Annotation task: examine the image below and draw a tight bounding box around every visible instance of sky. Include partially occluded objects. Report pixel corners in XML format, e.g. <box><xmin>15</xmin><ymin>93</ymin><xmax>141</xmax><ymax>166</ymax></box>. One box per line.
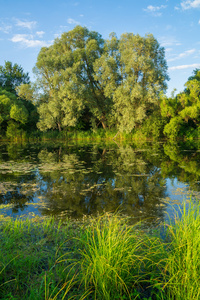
<box><xmin>0</xmin><ymin>0</ymin><xmax>200</xmax><ymax>96</ymax></box>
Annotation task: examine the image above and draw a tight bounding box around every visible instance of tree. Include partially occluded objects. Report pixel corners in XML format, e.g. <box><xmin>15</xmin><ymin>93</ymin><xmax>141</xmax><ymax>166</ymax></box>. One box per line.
<box><xmin>0</xmin><ymin>61</ymin><xmax>30</xmax><ymax>93</ymax></box>
<box><xmin>161</xmin><ymin>68</ymin><xmax>200</xmax><ymax>139</ymax></box>
<box><xmin>34</xmin><ymin>26</ymin><xmax>108</xmax><ymax>131</ymax></box>
<box><xmin>34</xmin><ymin>27</ymin><xmax>169</xmax><ymax>133</ymax></box>
<box><xmin>16</xmin><ymin>83</ymin><xmax>39</xmax><ymax>131</ymax></box>
<box><xmin>0</xmin><ymin>88</ymin><xmax>29</xmax><ymax>136</ymax></box>
<box><xmin>94</xmin><ymin>33</ymin><xmax>169</xmax><ymax>133</ymax></box>
<box><xmin>0</xmin><ymin>82</ymin><xmax>38</xmax><ymax>137</ymax></box>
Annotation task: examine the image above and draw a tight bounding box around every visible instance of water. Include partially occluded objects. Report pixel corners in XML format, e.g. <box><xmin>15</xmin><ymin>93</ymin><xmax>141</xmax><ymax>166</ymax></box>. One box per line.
<box><xmin>0</xmin><ymin>140</ymin><xmax>200</xmax><ymax>226</ymax></box>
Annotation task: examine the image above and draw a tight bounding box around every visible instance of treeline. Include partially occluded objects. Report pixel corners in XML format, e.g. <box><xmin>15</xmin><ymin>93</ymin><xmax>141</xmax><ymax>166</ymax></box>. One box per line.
<box><xmin>0</xmin><ymin>26</ymin><xmax>200</xmax><ymax>140</ymax></box>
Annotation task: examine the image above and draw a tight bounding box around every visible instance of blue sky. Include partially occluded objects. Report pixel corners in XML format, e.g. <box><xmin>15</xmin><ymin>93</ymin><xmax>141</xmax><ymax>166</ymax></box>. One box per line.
<box><xmin>0</xmin><ymin>0</ymin><xmax>200</xmax><ymax>96</ymax></box>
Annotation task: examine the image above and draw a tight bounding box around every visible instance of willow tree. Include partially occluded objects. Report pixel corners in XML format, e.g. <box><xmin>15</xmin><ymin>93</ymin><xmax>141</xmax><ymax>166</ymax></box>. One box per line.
<box><xmin>94</xmin><ymin>32</ymin><xmax>169</xmax><ymax>133</ymax></box>
<box><xmin>35</xmin><ymin>27</ymin><xmax>169</xmax><ymax>133</ymax></box>
<box><xmin>34</xmin><ymin>26</ymin><xmax>112</xmax><ymax>131</ymax></box>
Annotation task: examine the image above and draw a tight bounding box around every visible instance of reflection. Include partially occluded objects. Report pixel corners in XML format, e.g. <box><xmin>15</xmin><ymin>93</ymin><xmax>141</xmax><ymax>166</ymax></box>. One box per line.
<box><xmin>36</xmin><ymin>143</ymin><xmax>168</xmax><ymax>224</ymax></box>
<box><xmin>1</xmin><ymin>140</ymin><xmax>200</xmax><ymax>224</ymax></box>
<box><xmin>162</xmin><ymin>141</ymin><xmax>200</xmax><ymax>193</ymax></box>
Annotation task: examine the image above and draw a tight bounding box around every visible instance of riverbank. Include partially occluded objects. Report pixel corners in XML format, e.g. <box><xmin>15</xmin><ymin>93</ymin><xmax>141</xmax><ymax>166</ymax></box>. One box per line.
<box><xmin>0</xmin><ymin>129</ymin><xmax>144</xmax><ymax>143</ymax></box>
<box><xmin>0</xmin><ymin>202</ymin><xmax>200</xmax><ymax>299</ymax></box>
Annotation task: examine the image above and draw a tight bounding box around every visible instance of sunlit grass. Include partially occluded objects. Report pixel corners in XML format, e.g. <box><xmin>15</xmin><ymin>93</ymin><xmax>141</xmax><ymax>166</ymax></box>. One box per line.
<box><xmin>76</xmin><ymin>214</ymin><xmax>145</xmax><ymax>299</ymax></box>
<box><xmin>161</xmin><ymin>201</ymin><xmax>200</xmax><ymax>300</ymax></box>
<box><xmin>0</xmin><ymin>201</ymin><xmax>200</xmax><ymax>299</ymax></box>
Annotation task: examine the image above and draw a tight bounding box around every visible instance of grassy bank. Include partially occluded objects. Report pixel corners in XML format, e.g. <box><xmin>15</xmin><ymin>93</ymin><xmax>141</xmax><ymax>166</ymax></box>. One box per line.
<box><xmin>0</xmin><ymin>202</ymin><xmax>200</xmax><ymax>299</ymax></box>
<box><xmin>0</xmin><ymin>128</ymin><xmax>149</xmax><ymax>143</ymax></box>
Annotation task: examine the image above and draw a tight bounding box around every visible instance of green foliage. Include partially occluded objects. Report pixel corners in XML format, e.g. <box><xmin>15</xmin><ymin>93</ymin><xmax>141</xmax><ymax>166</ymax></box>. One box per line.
<box><xmin>162</xmin><ymin>202</ymin><xmax>200</xmax><ymax>299</ymax></box>
<box><xmin>34</xmin><ymin>26</ymin><xmax>169</xmax><ymax>135</ymax></box>
<box><xmin>0</xmin><ymin>61</ymin><xmax>30</xmax><ymax>94</ymax></box>
<box><xmin>0</xmin><ymin>63</ymin><xmax>38</xmax><ymax>139</ymax></box>
<box><xmin>6</xmin><ymin>121</ymin><xmax>27</xmax><ymax>141</ymax></box>
<box><xmin>139</xmin><ymin>110</ymin><xmax>167</xmax><ymax>139</ymax></box>
<box><xmin>34</xmin><ymin>26</ymin><xmax>107</xmax><ymax>132</ymax></box>
<box><xmin>1</xmin><ymin>201</ymin><xmax>200</xmax><ymax>299</ymax></box>
<box><xmin>162</xmin><ymin>68</ymin><xmax>200</xmax><ymax>140</ymax></box>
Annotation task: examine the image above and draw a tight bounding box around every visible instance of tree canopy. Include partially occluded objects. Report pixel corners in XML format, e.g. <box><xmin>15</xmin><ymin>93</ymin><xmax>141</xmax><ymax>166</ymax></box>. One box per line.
<box><xmin>34</xmin><ymin>26</ymin><xmax>169</xmax><ymax>133</ymax></box>
<box><xmin>161</xmin><ymin>68</ymin><xmax>200</xmax><ymax>139</ymax></box>
<box><xmin>0</xmin><ymin>62</ymin><xmax>37</xmax><ymax>138</ymax></box>
<box><xmin>0</xmin><ymin>61</ymin><xmax>30</xmax><ymax>94</ymax></box>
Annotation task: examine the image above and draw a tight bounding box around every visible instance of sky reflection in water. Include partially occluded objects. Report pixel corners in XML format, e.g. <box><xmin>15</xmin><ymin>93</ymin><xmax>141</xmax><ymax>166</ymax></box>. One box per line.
<box><xmin>0</xmin><ymin>141</ymin><xmax>200</xmax><ymax>227</ymax></box>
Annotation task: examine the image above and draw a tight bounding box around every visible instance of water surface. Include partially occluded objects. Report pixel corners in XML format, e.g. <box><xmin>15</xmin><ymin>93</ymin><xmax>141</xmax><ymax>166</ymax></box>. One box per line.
<box><xmin>1</xmin><ymin>140</ymin><xmax>200</xmax><ymax>226</ymax></box>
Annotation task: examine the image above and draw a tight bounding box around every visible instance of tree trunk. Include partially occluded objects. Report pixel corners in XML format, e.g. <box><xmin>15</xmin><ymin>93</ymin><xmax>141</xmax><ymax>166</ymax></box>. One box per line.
<box><xmin>58</xmin><ymin>122</ymin><xmax>62</xmax><ymax>132</ymax></box>
<box><xmin>101</xmin><ymin>116</ymin><xmax>107</xmax><ymax>130</ymax></box>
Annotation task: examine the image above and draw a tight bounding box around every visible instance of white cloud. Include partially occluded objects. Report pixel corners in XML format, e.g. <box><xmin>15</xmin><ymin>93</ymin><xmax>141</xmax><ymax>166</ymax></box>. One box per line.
<box><xmin>181</xmin><ymin>0</ymin><xmax>200</xmax><ymax>10</ymax></box>
<box><xmin>159</xmin><ymin>36</ymin><xmax>181</xmax><ymax>47</ymax></box>
<box><xmin>144</xmin><ymin>5</ymin><xmax>167</xmax><ymax>16</ymax></box>
<box><xmin>15</xmin><ymin>19</ymin><xmax>37</xmax><ymax>30</ymax></box>
<box><xmin>36</xmin><ymin>31</ymin><xmax>45</xmax><ymax>38</ymax></box>
<box><xmin>10</xmin><ymin>34</ymin><xmax>50</xmax><ymax>48</ymax></box>
<box><xmin>0</xmin><ymin>23</ymin><xmax>12</xmax><ymax>34</ymax></box>
<box><xmin>67</xmin><ymin>18</ymin><xmax>80</xmax><ymax>25</ymax></box>
<box><xmin>199</xmin><ymin>19</ymin><xmax>200</xmax><ymax>24</ymax></box>
<box><xmin>169</xmin><ymin>63</ymin><xmax>200</xmax><ymax>70</ymax></box>
<box><xmin>168</xmin><ymin>49</ymin><xmax>196</xmax><ymax>61</ymax></box>
<box><xmin>165</xmin><ymin>48</ymin><xmax>173</xmax><ymax>52</ymax></box>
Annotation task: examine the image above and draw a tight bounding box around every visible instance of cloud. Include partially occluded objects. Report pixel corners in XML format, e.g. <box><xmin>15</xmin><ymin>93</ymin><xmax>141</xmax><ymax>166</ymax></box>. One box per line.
<box><xmin>10</xmin><ymin>34</ymin><xmax>50</xmax><ymax>48</ymax></box>
<box><xmin>159</xmin><ymin>36</ymin><xmax>181</xmax><ymax>47</ymax></box>
<box><xmin>168</xmin><ymin>49</ymin><xmax>196</xmax><ymax>62</ymax></box>
<box><xmin>181</xmin><ymin>0</ymin><xmax>200</xmax><ymax>10</ymax></box>
<box><xmin>67</xmin><ymin>18</ymin><xmax>80</xmax><ymax>25</ymax></box>
<box><xmin>165</xmin><ymin>48</ymin><xmax>173</xmax><ymax>52</ymax></box>
<box><xmin>0</xmin><ymin>23</ymin><xmax>12</xmax><ymax>34</ymax></box>
<box><xmin>144</xmin><ymin>5</ymin><xmax>167</xmax><ymax>16</ymax></box>
<box><xmin>15</xmin><ymin>19</ymin><xmax>37</xmax><ymax>30</ymax></box>
<box><xmin>169</xmin><ymin>63</ymin><xmax>200</xmax><ymax>70</ymax></box>
<box><xmin>36</xmin><ymin>31</ymin><xmax>45</xmax><ymax>38</ymax></box>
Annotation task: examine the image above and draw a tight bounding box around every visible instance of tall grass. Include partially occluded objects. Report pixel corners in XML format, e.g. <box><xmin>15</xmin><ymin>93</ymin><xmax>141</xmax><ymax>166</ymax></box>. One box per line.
<box><xmin>0</xmin><ymin>216</ymin><xmax>85</xmax><ymax>299</ymax></box>
<box><xmin>74</xmin><ymin>213</ymin><xmax>163</xmax><ymax>300</ymax></box>
<box><xmin>161</xmin><ymin>202</ymin><xmax>200</xmax><ymax>300</ymax></box>
<box><xmin>1</xmin><ymin>202</ymin><xmax>200</xmax><ymax>299</ymax></box>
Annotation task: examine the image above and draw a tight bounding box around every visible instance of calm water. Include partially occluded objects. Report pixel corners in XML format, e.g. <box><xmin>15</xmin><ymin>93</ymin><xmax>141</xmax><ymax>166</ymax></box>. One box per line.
<box><xmin>0</xmin><ymin>140</ymin><xmax>200</xmax><ymax>226</ymax></box>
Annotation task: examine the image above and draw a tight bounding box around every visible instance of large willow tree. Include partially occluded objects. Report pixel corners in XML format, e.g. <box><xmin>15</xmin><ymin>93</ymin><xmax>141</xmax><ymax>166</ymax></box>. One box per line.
<box><xmin>34</xmin><ymin>26</ymin><xmax>108</xmax><ymax>131</ymax></box>
<box><xmin>34</xmin><ymin>26</ymin><xmax>169</xmax><ymax>133</ymax></box>
<box><xmin>94</xmin><ymin>33</ymin><xmax>169</xmax><ymax>133</ymax></box>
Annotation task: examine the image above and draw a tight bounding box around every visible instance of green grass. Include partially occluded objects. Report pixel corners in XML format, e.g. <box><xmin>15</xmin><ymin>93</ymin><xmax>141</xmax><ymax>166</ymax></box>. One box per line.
<box><xmin>161</xmin><ymin>202</ymin><xmax>200</xmax><ymax>300</ymax></box>
<box><xmin>0</xmin><ymin>201</ymin><xmax>200</xmax><ymax>299</ymax></box>
<box><xmin>0</xmin><ymin>216</ymin><xmax>86</xmax><ymax>300</ymax></box>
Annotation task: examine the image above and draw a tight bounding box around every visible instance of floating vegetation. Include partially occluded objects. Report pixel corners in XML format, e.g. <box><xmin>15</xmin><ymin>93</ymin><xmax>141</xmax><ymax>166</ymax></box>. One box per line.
<box><xmin>0</xmin><ymin>141</ymin><xmax>200</xmax><ymax>224</ymax></box>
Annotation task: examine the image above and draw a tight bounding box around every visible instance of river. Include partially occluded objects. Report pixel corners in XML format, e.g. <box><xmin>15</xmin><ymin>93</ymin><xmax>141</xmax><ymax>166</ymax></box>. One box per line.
<box><xmin>0</xmin><ymin>140</ymin><xmax>200</xmax><ymax>226</ymax></box>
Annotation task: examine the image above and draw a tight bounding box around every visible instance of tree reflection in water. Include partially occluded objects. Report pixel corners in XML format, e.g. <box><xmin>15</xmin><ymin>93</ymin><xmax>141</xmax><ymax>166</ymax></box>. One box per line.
<box><xmin>1</xmin><ymin>141</ymin><xmax>200</xmax><ymax>225</ymax></box>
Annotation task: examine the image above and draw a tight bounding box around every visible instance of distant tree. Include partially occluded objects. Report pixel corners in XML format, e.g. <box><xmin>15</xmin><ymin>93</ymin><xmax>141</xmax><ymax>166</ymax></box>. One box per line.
<box><xmin>161</xmin><ymin>68</ymin><xmax>200</xmax><ymax>139</ymax></box>
<box><xmin>0</xmin><ymin>88</ymin><xmax>29</xmax><ymax>136</ymax></box>
<box><xmin>16</xmin><ymin>83</ymin><xmax>39</xmax><ymax>131</ymax></box>
<box><xmin>0</xmin><ymin>61</ymin><xmax>30</xmax><ymax>93</ymax></box>
<box><xmin>0</xmin><ymin>67</ymin><xmax>37</xmax><ymax>137</ymax></box>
